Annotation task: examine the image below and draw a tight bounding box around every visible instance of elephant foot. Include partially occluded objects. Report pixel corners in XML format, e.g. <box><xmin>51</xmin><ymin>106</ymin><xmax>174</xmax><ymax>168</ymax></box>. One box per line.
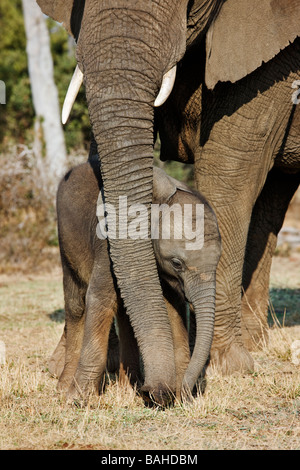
<box><xmin>57</xmin><ymin>374</ymin><xmax>73</xmax><ymax>393</ymax></box>
<box><xmin>56</xmin><ymin>373</ymin><xmax>92</xmax><ymax>408</ymax></box>
<box><xmin>65</xmin><ymin>370</ymin><xmax>106</xmax><ymax>405</ymax></box>
<box><xmin>63</xmin><ymin>381</ymin><xmax>89</xmax><ymax>407</ymax></box>
<box><xmin>57</xmin><ymin>362</ymin><xmax>79</xmax><ymax>393</ymax></box>
<box><xmin>209</xmin><ymin>342</ymin><xmax>254</xmax><ymax>375</ymax></box>
<box><xmin>48</xmin><ymin>333</ymin><xmax>66</xmax><ymax>378</ymax></box>
<box><xmin>242</xmin><ymin>324</ymin><xmax>269</xmax><ymax>351</ymax></box>
<box><xmin>241</xmin><ymin>298</ymin><xmax>269</xmax><ymax>351</ymax></box>
<box><xmin>65</xmin><ymin>381</ymin><xmax>86</xmax><ymax>405</ymax></box>
<box><xmin>48</xmin><ymin>351</ymin><xmax>65</xmax><ymax>379</ymax></box>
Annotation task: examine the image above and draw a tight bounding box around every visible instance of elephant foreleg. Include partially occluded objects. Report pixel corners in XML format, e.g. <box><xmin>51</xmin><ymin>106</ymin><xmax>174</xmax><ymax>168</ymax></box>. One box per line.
<box><xmin>194</xmin><ymin>141</ymin><xmax>268</xmax><ymax>374</ymax></box>
<box><xmin>242</xmin><ymin>168</ymin><xmax>300</xmax><ymax>349</ymax></box>
<box><xmin>204</xmin><ymin>198</ymin><xmax>255</xmax><ymax>374</ymax></box>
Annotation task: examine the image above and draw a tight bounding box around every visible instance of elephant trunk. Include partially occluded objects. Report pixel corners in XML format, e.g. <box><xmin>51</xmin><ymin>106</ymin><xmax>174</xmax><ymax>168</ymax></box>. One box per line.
<box><xmin>81</xmin><ymin>39</ymin><xmax>176</xmax><ymax>402</ymax></box>
<box><xmin>183</xmin><ymin>272</ymin><xmax>216</xmax><ymax>394</ymax></box>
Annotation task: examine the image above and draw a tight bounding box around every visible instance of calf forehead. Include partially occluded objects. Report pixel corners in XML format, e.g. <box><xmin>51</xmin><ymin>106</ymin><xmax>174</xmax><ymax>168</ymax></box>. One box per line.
<box><xmin>157</xmin><ymin>233</ymin><xmax>220</xmax><ymax>262</ymax></box>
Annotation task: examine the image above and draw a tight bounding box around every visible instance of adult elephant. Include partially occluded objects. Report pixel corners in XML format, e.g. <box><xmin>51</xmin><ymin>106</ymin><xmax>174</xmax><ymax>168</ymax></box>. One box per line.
<box><xmin>36</xmin><ymin>0</ymin><xmax>300</xmax><ymax>391</ymax></box>
<box><xmin>157</xmin><ymin>1</ymin><xmax>300</xmax><ymax>371</ymax></box>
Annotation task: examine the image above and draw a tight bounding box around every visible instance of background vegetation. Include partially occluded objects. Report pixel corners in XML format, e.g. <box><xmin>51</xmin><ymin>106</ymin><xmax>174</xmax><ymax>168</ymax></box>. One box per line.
<box><xmin>0</xmin><ymin>0</ymin><xmax>90</xmax><ymax>151</ymax></box>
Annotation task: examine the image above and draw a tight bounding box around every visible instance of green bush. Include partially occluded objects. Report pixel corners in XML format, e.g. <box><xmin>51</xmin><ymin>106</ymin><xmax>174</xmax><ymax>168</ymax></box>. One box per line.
<box><xmin>0</xmin><ymin>0</ymin><xmax>34</xmax><ymax>144</ymax></box>
<box><xmin>0</xmin><ymin>0</ymin><xmax>90</xmax><ymax>152</ymax></box>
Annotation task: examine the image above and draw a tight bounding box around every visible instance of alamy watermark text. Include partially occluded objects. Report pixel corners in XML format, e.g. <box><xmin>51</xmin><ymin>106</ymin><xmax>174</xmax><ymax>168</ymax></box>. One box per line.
<box><xmin>96</xmin><ymin>196</ymin><xmax>205</xmax><ymax>250</ymax></box>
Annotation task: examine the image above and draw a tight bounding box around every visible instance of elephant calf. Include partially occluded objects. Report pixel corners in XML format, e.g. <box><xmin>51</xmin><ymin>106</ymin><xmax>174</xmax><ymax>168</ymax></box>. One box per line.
<box><xmin>50</xmin><ymin>158</ymin><xmax>221</xmax><ymax>403</ymax></box>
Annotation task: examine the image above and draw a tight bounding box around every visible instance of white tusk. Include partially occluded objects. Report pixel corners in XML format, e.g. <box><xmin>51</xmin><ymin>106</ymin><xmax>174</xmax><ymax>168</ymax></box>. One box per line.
<box><xmin>154</xmin><ymin>65</ymin><xmax>177</xmax><ymax>107</ymax></box>
<box><xmin>62</xmin><ymin>65</ymin><xmax>84</xmax><ymax>124</ymax></box>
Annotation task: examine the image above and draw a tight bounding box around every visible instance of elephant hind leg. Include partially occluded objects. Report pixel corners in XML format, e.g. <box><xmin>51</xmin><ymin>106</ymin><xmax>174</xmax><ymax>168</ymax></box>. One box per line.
<box><xmin>56</xmin><ymin>264</ymin><xmax>87</xmax><ymax>392</ymax></box>
<box><xmin>211</xmin><ymin>341</ymin><xmax>255</xmax><ymax>375</ymax></box>
<box><xmin>242</xmin><ymin>168</ymin><xmax>300</xmax><ymax>350</ymax></box>
<box><xmin>67</xmin><ymin>269</ymin><xmax>118</xmax><ymax>401</ymax></box>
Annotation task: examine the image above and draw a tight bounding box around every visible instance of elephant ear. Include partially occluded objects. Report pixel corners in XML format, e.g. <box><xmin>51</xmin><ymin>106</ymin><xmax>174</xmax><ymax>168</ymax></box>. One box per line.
<box><xmin>152</xmin><ymin>167</ymin><xmax>192</xmax><ymax>204</ymax></box>
<box><xmin>36</xmin><ymin>0</ymin><xmax>84</xmax><ymax>38</ymax></box>
<box><xmin>205</xmin><ymin>0</ymin><xmax>300</xmax><ymax>89</ymax></box>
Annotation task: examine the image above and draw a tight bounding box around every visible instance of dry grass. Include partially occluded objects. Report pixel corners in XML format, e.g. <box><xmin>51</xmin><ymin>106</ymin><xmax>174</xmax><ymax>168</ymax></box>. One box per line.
<box><xmin>0</xmin><ymin>146</ymin><xmax>84</xmax><ymax>273</ymax></box>
<box><xmin>0</xmin><ymin>177</ymin><xmax>299</xmax><ymax>450</ymax></box>
<box><xmin>0</xmin><ymin>261</ymin><xmax>299</xmax><ymax>450</ymax></box>
<box><xmin>1</xmin><ymin>150</ymin><xmax>299</xmax><ymax>451</ymax></box>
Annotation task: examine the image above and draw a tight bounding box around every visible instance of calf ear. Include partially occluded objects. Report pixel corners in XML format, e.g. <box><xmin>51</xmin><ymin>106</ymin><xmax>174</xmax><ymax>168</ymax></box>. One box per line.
<box><xmin>152</xmin><ymin>167</ymin><xmax>192</xmax><ymax>204</ymax></box>
<box><xmin>205</xmin><ymin>0</ymin><xmax>300</xmax><ymax>89</ymax></box>
<box><xmin>36</xmin><ymin>0</ymin><xmax>84</xmax><ymax>38</ymax></box>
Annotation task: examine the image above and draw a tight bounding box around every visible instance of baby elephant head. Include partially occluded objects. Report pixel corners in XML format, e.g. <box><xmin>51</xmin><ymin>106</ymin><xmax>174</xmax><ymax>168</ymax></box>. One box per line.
<box><xmin>152</xmin><ymin>168</ymin><xmax>221</xmax><ymax>394</ymax></box>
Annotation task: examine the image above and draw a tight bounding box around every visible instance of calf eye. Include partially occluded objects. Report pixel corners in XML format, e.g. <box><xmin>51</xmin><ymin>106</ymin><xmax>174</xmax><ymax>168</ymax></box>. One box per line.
<box><xmin>171</xmin><ymin>258</ymin><xmax>183</xmax><ymax>271</ymax></box>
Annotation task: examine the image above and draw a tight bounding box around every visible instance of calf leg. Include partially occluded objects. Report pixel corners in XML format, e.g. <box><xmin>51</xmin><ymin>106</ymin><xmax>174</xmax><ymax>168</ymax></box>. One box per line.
<box><xmin>48</xmin><ymin>329</ymin><xmax>66</xmax><ymax>378</ymax></box>
<box><xmin>57</xmin><ymin>263</ymin><xmax>86</xmax><ymax>392</ymax></box>
<box><xmin>67</xmin><ymin>265</ymin><xmax>117</xmax><ymax>400</ymax></box>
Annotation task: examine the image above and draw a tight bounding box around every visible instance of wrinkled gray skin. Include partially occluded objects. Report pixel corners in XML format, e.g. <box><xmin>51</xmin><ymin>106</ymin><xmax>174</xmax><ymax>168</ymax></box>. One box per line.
<box><xmin>51</xmin><ymin>159</ymin><xmax>221</xmax><ymax>402</ymax></box>
<box><xmin>157</xmin><ymin>20</ymin><xmax>300</xmax><ymax>370</ymax></box>
<box><xmin>36</xmin><ymin>0</ymin><xmax>300</xmax><ymax>389</ymax></box>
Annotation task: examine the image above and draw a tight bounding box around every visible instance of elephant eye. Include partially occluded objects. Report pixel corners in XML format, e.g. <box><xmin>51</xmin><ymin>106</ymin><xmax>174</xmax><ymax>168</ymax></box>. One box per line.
<box><xmin>170</xmin><ymin>258</ymin><xmax>183</xmax><ymax>272</ymax></box>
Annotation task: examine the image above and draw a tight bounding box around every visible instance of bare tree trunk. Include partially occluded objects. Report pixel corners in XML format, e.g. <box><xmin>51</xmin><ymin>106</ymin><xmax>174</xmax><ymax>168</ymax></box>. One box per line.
<box><xmin>22</xmin><ymin>0</ymin><xmax>67</xmax><ymax>196</ymax></box>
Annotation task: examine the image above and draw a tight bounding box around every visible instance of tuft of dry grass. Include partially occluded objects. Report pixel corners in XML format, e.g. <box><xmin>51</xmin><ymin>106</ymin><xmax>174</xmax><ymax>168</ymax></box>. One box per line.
<box><xmin>0</xmin><ymin>263</ymin><xmax>299</xmax><ymax>450</ymax></box>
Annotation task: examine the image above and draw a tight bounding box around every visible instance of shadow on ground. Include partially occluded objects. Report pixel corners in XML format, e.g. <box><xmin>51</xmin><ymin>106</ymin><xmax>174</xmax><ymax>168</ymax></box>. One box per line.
<box><xmin>47</xmin><ymin>290</ymin><xmax>300</xmax><ymax>329</ymax></box>
<box><xmin>49</xmin><ymin>309</ymin><xmax>65</xmax><ymax>323</ymax></box>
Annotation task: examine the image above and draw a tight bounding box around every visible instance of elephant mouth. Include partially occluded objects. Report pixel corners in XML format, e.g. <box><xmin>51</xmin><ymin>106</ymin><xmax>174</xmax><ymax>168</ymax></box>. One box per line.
<box><xmin>61</xmin><ymin>64</ymin><xmax>177</xmax><ymax>125</ymax></box>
